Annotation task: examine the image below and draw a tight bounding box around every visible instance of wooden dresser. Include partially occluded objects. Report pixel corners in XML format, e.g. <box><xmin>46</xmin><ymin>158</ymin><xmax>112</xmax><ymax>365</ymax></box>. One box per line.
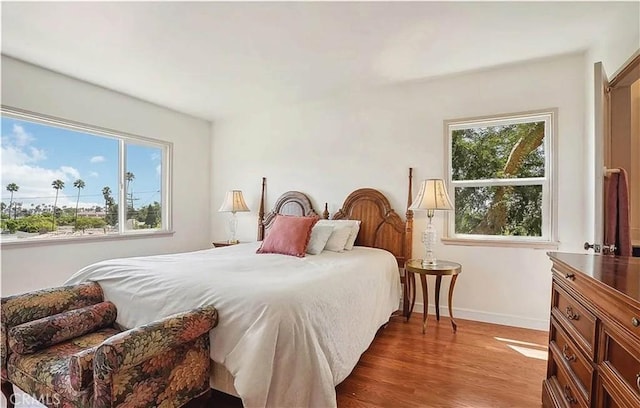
<box><xmin>543</xmin><ymin>252</ymin><xmax>640</xmax><ymax>408</ymax></box>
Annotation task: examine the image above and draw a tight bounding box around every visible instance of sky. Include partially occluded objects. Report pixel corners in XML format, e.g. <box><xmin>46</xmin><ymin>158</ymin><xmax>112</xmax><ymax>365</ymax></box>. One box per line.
<box><xmin>1</xmin><ymin>116</ymin><xmax>162</xmax><ymax>211</ymax></box>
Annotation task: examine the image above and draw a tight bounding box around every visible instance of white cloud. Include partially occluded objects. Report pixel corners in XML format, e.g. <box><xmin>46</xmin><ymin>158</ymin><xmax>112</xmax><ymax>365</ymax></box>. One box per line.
<box><xmin>60</xmin><ymin>166</ymin><xmax>80</xmax><ymax>180</ymax></box>
<box><xmin>29</xmin><ymin>146</ymin><xmax>47</xmax><ymax>161</ymax></box>
<box><xmin>1</xmin><ymin>161</ymin><xmax>76</xmax><ymax>207</ymax></box>
<box><xmin>90</xmin><ymin>155</ymin><xmax>105</xmax><ymax>163</ymax></box>
<box><xmin>12</xmin><ymin>124</ymin><xmax>34</xmax><ymax>147</ymax></box>
<box><xmin>1</xmin><ymin>126</ymin><xmax>46</xmax><ymax>165</ymax></box>
<box><xmin>1</xmin><ymin>127</ymin><xmax>103</xmax><ymax>209</ymax></box>
<box><xmin>156</xmin><ymin>164</ymin><xmax>161</xmax><ymax>176</ymax></box>
<box><xmin>89</xmin><ymin>171</ymin><xmax>99</xmax><ymax>178</ymax></box>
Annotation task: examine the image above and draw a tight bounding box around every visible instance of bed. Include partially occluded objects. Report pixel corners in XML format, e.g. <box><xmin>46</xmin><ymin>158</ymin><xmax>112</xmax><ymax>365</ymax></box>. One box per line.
<box><xmin>64</xmin><ymin>172</ymin><xmax>414</xmax><ymax>408</ymax></box>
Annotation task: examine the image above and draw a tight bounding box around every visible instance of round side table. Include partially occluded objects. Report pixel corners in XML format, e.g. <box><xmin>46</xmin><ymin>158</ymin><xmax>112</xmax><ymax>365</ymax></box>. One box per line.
<box><xmin>405</xmin><ymin>259</ymin><xmax>462</xmax><ymax>334</ymax></box>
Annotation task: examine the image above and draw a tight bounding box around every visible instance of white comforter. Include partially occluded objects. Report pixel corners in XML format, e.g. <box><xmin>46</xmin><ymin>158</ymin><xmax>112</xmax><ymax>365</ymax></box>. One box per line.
<box><xmin>65</xmin><ymin>243</ymin><xmax>400</xmax><ymax>408</ymax></box>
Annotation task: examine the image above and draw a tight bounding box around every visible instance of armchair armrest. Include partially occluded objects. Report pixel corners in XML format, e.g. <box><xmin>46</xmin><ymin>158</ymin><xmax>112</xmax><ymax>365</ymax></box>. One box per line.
<box><xmin>92</xmin><ymin>305</ymin><xmax>217</xmax><ymax>408</ymax></box>
<box><xmin>1</xmin><ymin>282</ymin><xmax>104</xmax><ymax>381</ymax></box>
<box><xmin>94</xmin><ymin>304</ymin><xmax>218</xmax><ymax>376</ymax></box>
<box><xmin>69</xmin><ymin>347</ymin><xmax>97</xmax><ymax>392</ymax></box>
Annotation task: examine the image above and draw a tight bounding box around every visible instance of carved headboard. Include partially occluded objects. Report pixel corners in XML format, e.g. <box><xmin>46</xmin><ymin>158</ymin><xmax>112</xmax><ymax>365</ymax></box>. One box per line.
<box><xmin>332</xmin><ymin>169</ymin><xmax>414</xmax><ymax>267</ymax></box>
<box><xmin>257</xmin><ymin>177</ymin><xmax>328</xmax><ymax>241</ymax></box>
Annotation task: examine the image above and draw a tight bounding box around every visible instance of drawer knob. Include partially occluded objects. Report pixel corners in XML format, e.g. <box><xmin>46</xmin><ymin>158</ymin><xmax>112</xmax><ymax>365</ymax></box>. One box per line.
<box><xmin>565</xmin><ymin>306</ymin><xmax>580</xmax><ymax>321</ymax></box>
<box><xmin>563</xmin><ymin>385</ymin><xmax>577</xmax><ymax>405</ymax></box>
<box><xmin>562</xmin><ymin>344</ymin><xmax>576</xmax><ymax>362</ymax></box>
<box><xmin>632</xmin><ymin>317</ymin><xmax>640</xmax><ymax>327</ymax></box>
<box><xmin>637</xmin><ymin>373</ymin><xmax>640</xmax><ymax>391</ymax></box>
<box><xmin>564</xmin><ymin>273</ymin><xmax>575</xmax><ymax>281</ymax></box>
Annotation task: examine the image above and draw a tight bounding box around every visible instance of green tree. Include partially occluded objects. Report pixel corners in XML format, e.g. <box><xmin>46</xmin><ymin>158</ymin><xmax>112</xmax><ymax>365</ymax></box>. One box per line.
<box><xmin>144</xmin><ymin>204</ymin><xmax>158</xmax><ymax>228</ymax></box>
<box><xmin>75</xmin><ymin>216</ymin><xmax>106</xmax><ymax>233</ymax></box>
<box><xmin>106</xmin><ymin>202</ymin><xmax>118</xmax><ymax>227</ymax></box>
<box><xmin>1</xmin><ymin>214</ymin><xmax>53</xmax><ymax>234</ymax></box>
<box><xmin>51</xmin><ymin>179</ymin><xmax>65</xmax><ymax>230</ymax></box>
<box><xmin>6</xmin><ymin>183</ymin><xmax>19</xmax><ymax>219</ymax></box>
<box><xmin>73</xmin><ymin>179</ymin><xmax>86</xmax><ymax>229</ymax></box>
<box><xmin>452</xmin><ymin>122</ymin><xmax>545</xmax><ymax>237</ymax></box>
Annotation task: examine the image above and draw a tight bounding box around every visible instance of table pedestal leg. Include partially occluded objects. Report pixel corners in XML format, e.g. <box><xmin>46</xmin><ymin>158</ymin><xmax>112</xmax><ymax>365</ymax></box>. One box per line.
<box><xmin>405</xmin><ymin>272</ymin><xmax>416</xmax><ymax>322</ymax></box>
<box><xmin>435</xmin><ymin>275</ymin><xmax>442</xmax><ymax>321</ymax></box>
<box><xmin>403</xmin><ymin>270</ymin><xmax>409</xmax><ymax>320</ymax></box>
<box><xmin>420</xmin><ymin>274</ymin><xmax>428</xmax><ymax>334</ymax></box>
<box><xmin>448</xmin><ymin>274</ymin><xmax>459</xmax><ymax>332</ymax></box>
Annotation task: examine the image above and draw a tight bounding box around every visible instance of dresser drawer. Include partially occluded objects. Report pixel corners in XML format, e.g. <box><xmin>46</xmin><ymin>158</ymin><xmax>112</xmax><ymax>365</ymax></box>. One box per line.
<box><xmin>598</xmin><ymin>380</ymin><xmax>623</xmax><ymax>408</ymax></box>
<box><xmin>599</xmin><ymin>324</ymin><xmax>640</xmax><ymax>400</ymax></box>
<box><xmin>551</xmin><ymin>348</ymin><xmax>589</xmax><ymax>408</ymax></box>
<box><xmin>552</xmin><ymin>283</ymin><xmax>597</xmax><ymax>359</ymax></box>
<box><xmin>550</xmin><ymin>318</ymin><xmax>593</xmax><ymax>402</ymax></box>
<box><xmin>597</xmin><ymin>369</ymin><xmax>640</xmax><ymax>408</ymax></box>
<box><xmin>606</xmin><ymin>301</ymin><xmax>640</xmax><ymax>342</ymax></box>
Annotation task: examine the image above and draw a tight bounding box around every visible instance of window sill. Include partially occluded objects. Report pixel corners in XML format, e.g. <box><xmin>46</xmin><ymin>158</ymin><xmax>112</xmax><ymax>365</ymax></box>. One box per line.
<box><xmin>0</xmin><ymin>230</ymin><xmax>175</xmax><ymax>249</ymax></box>
<box><xmin>441</xmin><ymin>237</ymin><xmax>559</xmax><ymax>250</ymax></box>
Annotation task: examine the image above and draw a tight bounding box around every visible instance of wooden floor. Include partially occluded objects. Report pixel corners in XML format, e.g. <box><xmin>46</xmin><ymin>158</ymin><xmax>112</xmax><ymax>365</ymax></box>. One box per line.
<box><xmin>208</xmin><ymin>314</ymin><xmax>548</xmax><ymax>408</ymax></box>
<box><xmin>8</xmin><ymin>314</ymin><xmax>549</xmax><ymax>408</ymax></box>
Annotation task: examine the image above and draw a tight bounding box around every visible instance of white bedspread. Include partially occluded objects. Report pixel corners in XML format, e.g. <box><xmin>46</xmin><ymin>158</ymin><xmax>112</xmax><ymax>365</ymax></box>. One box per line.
<box><xmin>64</xmin><ymin>243</ymin><xmax>400</xmax><ymax>408</ymax></box>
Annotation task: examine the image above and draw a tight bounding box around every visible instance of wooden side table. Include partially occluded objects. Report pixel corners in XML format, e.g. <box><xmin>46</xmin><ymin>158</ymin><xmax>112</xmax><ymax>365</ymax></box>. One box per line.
<box><xmin>212</xmin><ymin>241</ymin><xmax>238</xmax><ymax>248</ymax></box>
<box><xmin>405</xmin><ymin>259</ymin><xmax>462</xmax><ymax>334</ymax></box>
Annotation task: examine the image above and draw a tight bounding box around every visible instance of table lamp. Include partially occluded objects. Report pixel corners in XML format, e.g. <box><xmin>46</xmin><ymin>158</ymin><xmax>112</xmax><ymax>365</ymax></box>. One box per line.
<box><xmin>409</xmin><ymin>179</ymin><xmax>454</xmax><ymax>267</ymax></box>
<box><xmin>218</xmin><ymin>190</ymin><xmax>250</xmax><ymax>243</ymax></box>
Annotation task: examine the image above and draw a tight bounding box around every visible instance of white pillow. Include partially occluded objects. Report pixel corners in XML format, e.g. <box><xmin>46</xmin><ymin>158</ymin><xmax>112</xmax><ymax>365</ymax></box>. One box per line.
<box><xmin>316</xmin><ymin>220</ymin><xmax>361</xmax><ymax>250</ymax></box>
<box><xmin>306</xmin><ymin>225</ymin><xmax>334</xmax><ymax>255</ymax></box>
<box><xmin>324</xmin><ymin>226</ymin><xmax>352</xmax><ymax>252</ymax></box>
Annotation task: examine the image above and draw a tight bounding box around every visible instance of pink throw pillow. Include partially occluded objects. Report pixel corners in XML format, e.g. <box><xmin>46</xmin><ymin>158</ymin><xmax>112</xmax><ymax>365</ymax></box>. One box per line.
<box><xmin>257</xmin><ymin>215</ymin><xmax>318</xmax><ymax>257</ymax></box>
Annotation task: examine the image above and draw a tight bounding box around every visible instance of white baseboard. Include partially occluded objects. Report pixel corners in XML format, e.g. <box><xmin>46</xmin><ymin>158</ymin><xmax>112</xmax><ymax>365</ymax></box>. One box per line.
<box><xmin>412</xmin><ymin>302</ymin><xmax>550</xmax><ymax>331</ymax></box>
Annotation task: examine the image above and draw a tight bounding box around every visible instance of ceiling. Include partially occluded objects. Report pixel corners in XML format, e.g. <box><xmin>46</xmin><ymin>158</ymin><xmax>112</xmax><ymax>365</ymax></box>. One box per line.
<box><xmin>1</xmin><ymin>2</ymin><xmax>637</xmax><ymax>121</ymax></box>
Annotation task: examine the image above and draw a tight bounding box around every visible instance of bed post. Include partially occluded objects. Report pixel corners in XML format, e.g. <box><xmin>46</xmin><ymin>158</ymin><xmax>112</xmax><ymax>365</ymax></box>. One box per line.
<box><xmin>257</xmin><ymin>177</ymin><xmax>266</xmax><ymax>241</ymax></box>
<box><xmin>323</xmin><ymin>203</ymin><xmax>330</xmax><ymax>220</ymax></box>
<box><xmin>405</xmin><ymin>168</ymin><xmax>413</xmax><ymax>261</ymax></box>
<box><xmin>403</xmin><ymin>168</ymin><xmax>414</xmax><ymax>319</ymax></box>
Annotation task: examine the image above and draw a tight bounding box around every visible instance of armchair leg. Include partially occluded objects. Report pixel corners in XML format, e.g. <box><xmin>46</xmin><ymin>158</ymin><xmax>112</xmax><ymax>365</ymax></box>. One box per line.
<box><xmin>1</xmin><ymin>381</ymin><xmax>15</xmax><ymax>408</ymax></box>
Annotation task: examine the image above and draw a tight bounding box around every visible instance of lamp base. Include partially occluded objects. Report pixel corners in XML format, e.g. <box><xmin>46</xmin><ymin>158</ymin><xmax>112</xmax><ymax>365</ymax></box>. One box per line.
<box><xmin>421</xmin><ymin>258</ymin><xmax>438</xmax><ymax>268</ymax></box>
<box><xmin>227</xmin><ymin>212</ymin><xmax>239</xmax><ymax>244</ymax></box>
<box><xmin>421</xmin><ymin>217</ymin><xmax>438</xmax><ymax>268</ymax></box>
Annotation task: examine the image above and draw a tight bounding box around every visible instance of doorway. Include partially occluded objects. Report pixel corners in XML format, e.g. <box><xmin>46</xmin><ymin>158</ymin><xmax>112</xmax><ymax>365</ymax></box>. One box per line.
<box><xmin>605</xmin><ymin>52</ymin><xmax>640</xmax><ymax>255</ymax></box>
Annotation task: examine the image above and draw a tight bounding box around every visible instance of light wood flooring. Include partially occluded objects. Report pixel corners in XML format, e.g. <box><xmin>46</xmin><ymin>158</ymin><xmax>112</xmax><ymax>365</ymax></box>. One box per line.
<box><xmin>7</xmin><ymin>314</ymin><xmax>549</xmax><ymax>408</ymax></box>
<box><xmin>209</xmin><ymin>313</ymin><xmax>548</xmax><ymax>407</ymax></box>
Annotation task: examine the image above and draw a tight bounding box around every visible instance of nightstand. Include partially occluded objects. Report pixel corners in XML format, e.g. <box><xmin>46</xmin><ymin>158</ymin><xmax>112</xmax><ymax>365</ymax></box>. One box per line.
<box><xmin>212</xmin><ymin>241</ymin><xmax>239</xmax><ymax>248</ymax></box>
<box><xmin>405</xmin><ymin>259</ymin><xmax>462</xmax><ymax>334</ymax></box>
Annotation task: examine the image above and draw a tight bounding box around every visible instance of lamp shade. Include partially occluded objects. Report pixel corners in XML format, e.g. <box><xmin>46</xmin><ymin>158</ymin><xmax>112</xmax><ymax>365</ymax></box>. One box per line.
<box><xmin>409</xmin><ymin>179</ymin><xmax>453</xmax><ymax>211</ymax></box>
<box><xmin>218</xmin><ymin>190</ymin><xmax>250</xmax><ymax>213</ymax></box>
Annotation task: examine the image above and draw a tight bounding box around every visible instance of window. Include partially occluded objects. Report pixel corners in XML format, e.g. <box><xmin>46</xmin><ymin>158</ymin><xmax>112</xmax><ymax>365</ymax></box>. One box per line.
<box><xmin>445</xmin><ymin>109</ymin><xmax>556</xmax><ymax>246</ymax></box>
<box><xmin>1</xmin><ymin>107</ymin><xmax>172</xmax><ymax>244</ymax></box>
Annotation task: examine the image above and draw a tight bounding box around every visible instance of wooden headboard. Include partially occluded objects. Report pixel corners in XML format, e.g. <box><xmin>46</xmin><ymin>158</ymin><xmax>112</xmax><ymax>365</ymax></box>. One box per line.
<box><xmin>257</xmin><ymin>177</ymin><xmax>328</xmax><ymax>241</ymax></box>
<box><xmin>332</xmin><ymin>169</ymin><xmax>414</xmax><ymax>266</ymax></box>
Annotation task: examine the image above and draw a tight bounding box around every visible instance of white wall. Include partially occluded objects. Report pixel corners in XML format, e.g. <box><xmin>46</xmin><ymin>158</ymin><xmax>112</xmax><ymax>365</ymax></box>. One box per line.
<box><xmin>1</xmin><ymin>56</ymin><xmax>213</xmax><ymax>296</ymax></box>
<box><xmin>212</xmin><ymin>53</ymin><xmax>587</xmax><ymax>330</ymax></box>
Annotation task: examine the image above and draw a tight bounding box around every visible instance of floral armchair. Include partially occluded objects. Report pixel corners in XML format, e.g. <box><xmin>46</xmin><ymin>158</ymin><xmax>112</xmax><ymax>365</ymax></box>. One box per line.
<box><xmin>1</xmin><ymin>282</ymin><xmax>218</xmax><ymax>408</ymax></box>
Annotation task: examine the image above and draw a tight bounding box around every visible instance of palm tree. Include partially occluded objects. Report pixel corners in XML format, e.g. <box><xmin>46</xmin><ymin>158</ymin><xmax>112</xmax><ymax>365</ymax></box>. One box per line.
<box><xmin>51</xmin><ymin>179</ymin><xmax>65</xmax><ymax>230</ymax></box>
<box><xmin>6</xmin><ymin>183</ymin><xmax>19</xmax><ymax>219</ymax></box>
<box><xmin>73</xmin><ymin>179</ymin><xmax>85</xmax><ymax>229</ymax></box>
<box><xmin>125</xmin><ymin>171</ymin><xmax>135</xmax><ymax>188</ymax></box>
<box><xmin>125</xmin><ymin>172</ymin><xmax>135</xmax><ymax>220</ymax></box>
<box><xmin>102</xmin><ymin>186</ymin><xmax>112</xmax><ymax>220</ymax></box>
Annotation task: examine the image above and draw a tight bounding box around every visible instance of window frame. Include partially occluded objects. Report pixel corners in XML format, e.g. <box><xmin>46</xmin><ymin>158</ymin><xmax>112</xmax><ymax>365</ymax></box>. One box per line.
<box><xmin>1</xmin><ymin>106</ymin><xmax>173</xmax><ymax>247</ymax></box>
<box><xmin>443</xmin><ymin>108</ymin><xmax>558</xmax><ymax>248</ymax></box>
